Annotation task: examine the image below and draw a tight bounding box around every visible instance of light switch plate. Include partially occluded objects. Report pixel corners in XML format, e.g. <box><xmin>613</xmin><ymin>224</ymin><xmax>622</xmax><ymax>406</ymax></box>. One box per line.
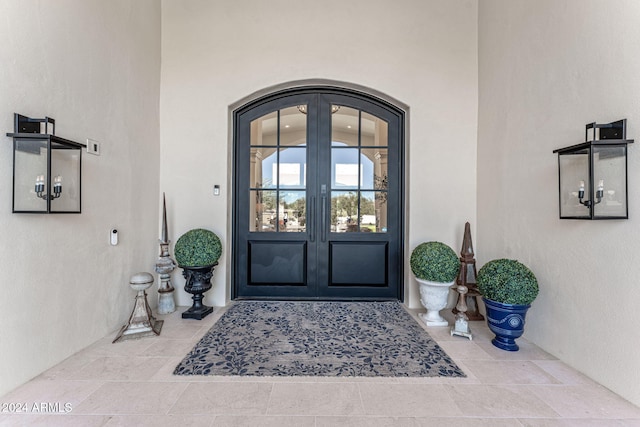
<box><xmin>87</xmin><ymin>138</ymin><xmax>100</xmax><ymax>155</ymax></box>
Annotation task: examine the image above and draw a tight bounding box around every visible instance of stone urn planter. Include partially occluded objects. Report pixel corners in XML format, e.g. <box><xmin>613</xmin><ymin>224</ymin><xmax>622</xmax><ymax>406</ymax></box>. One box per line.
<box><xmin>416</xmin><ymin>278</ymin><xmax>455</xmax><ymax>326</ymax></box>
<box><xmin>175</xmin><ymin>228</ymin><xmax>222</xmax><ymax>320</ymax></box>
<box><xmin>410</xmin><ymin>241</ymin><xmax>460</xmax><ymax>327</ymax></box>
<box><xmin>477</xmin><ymin>258</ymin><xmax>539</xmax><ymax>351</ymax></box>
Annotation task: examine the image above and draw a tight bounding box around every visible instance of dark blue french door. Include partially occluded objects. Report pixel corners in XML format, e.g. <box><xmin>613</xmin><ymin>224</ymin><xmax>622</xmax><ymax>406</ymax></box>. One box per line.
<box><xmin>233</xmin><ymin>89</ymin><xmax>404</xmax><ymax>300</ymax></box>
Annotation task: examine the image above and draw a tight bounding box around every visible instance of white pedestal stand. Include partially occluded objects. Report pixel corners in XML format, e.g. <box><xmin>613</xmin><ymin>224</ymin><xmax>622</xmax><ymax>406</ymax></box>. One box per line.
<box><xmin>156</xmin><ymin>241</ymin><xmax>176</xmax><ymax>314</ymax></box>
<box><xmin>450</xmin><ymin>284</ymin><xmax>473</xmax><ymax>340</ymax></box>
<box><xmin>113</xmin><ymin>272</ymin><xmax>163</xmax><ymax>343</ymax></box>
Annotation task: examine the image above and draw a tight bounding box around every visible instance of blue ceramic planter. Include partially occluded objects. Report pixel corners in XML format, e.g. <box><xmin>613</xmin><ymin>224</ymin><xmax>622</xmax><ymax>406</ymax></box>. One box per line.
<box><xmin>483</xmin><ymin>297</ymin><xmax>531</xmax><ymax>351</ymax></box>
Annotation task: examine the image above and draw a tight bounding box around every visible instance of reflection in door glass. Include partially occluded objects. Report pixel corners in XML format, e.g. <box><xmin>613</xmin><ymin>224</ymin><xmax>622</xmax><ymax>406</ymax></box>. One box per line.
<box><xmin>250</xmin><ymin>190</ymin><xmax>277</xmax><ymax>232</ymax></box>
<box><xmin>280</xmin><ymin>106</ymin><xmax>307</xmax><ymax>146</ymax></box>
<box><xmin>278</xmin><ymin>191</ymin><xmax>306</xmax><ymax>232</ymax></box>
<box><xmin>330</xmin><ymin>191</ymin><xmax>387</xmax><ymax>233</ymax></box>
<box><xmin>362</xmin><ymin>191</ymin><xmax>388</xmax><ymax>233</ymax></box>
<box><xmin>331</xmin><ymin>191</ymin><xmax>359</xmax><ymax>232</ymax></box>
<box><xmin>250</xmin><ymin>148</ymin><xmax>277</xmax><ymax>188</ymax></box>
<box><xmin>250</xmin><ymin>111</ymin><xmax>278</xmax><ymax>146</ymax></box>
<box><xmin>361</xmin><ymin>111</ymin><xmax>388</xmax><ymax>147</ymax></box>
<box><xmin>278</xmin><ymin>147</ymin><xmax>306</xmax><ymax>188</ymax></box>
<box><xmin>331</xmin><ymin>148</ymin><xmax>360</xmax><ymax>188</ymax></box>
<box><xmin>361</xmin><ymin>148</ymin><xmax>388</xmax><ymax>190</ymax></box>
<box><xmin>331</xmin><ymin>106</ymin><xmax>359</xmax><ymax>146</ymax></box>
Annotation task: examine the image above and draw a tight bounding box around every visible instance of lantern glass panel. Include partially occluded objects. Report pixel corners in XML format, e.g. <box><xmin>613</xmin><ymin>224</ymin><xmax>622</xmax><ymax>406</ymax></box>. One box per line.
<box><xmin>593</xmin><ymin>145</ymin><xmax>627</xmax><ymax>218</ymax></box>
<box><xmin>559</xmin><ymin>148</ymin><xmax>590</xmax><ymax>218</ymax></box>
<box><xmin>50</xmin><ymin>141</ymin><xmax>81</xmax><ymax>213</ymax></box>
<box><xmin>14</xmin><ymin>139</ymin><xmax>48</xmax><ymax>212</ymax></box>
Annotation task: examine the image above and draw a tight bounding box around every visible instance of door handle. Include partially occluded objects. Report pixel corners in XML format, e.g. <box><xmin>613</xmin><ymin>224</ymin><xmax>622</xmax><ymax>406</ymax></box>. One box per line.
<box><xmin>321</xmin><ymin>195</ymin><xmax>327</xmax><ymax>242</ymax></box>
<box><xmin>309</xmin><ymin>196</ymin><xmax>316</xmax><ymax>242</ymax></box>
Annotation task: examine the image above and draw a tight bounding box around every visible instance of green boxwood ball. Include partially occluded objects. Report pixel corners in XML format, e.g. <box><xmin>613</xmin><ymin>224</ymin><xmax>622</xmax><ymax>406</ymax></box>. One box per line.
<box><xmin>174</xmin><ymin>228</ymin><xmax>222</xmax><ymax>267</ymax></box>
<box><xmin>410</xmin><ymin>241</ymin><xmax>459</xmax><ymax>283</ymax></box>
<box><xmin>477</xmin><ymin>258</ymin><xmax>538</xmax><ymax>305</ymax></box>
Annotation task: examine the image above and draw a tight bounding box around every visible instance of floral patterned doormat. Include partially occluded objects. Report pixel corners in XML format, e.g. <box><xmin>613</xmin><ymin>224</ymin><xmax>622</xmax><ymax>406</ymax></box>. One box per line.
<box><xmin>173</xmin><ymin>300</ymin><xmax>466</xmax><ymax>377</ymax></box>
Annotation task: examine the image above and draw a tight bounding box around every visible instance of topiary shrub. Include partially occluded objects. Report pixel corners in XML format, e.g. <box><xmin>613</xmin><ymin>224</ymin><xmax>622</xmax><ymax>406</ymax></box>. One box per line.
<box><xmin>410</xmin><ymin>241</ymin><xmax>460</xmax><ymax>283</ymax></box>
<box><xmin>174</xmin><ymin>228</ymin><xmax>222</xmax><ymax>267</ymax></box>
<box><xmin>477</xmin><ymin>258</ymin><xmax>538</xmax><ymax>305</ymax></box>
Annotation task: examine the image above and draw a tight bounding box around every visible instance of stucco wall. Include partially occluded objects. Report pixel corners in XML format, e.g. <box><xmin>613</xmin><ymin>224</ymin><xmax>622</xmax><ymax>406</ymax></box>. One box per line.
<box><xmin>478</xmin><ymin>0</ymin><xmax>640</xmax><ymax>406</ymax></box>
<box><xmin>0</xmin><ymin>0</ymin><xmax>161</xmax><ymax>396</ymax></box>
<box><xmin>160</xmin><ymin>0</ymin><xmax>478</xmax><ymax>309</ymax></box>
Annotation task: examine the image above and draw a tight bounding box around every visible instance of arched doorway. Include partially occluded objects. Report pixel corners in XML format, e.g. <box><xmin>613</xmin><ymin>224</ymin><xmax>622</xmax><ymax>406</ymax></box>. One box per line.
<box><xmin>233</xmin><ymin>87</ymin><xmax>405</xmax><ymax>300</ymax></box>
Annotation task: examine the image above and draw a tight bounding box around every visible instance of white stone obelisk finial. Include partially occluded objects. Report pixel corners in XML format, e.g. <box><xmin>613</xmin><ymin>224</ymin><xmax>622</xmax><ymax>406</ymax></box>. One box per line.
<box><xmin>156</xmin><ymin>193</ymin><xmax>176</xmax><ymax>314</ymax></box>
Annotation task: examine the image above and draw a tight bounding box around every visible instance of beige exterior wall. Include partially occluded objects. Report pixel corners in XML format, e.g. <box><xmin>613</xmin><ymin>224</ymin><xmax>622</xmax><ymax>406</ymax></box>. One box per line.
<box><xmin>5</xmin><ymin>0</ymin><xmax>637</xmax><ymax>410</ymax></box>
<box><xmin>160</xmin><ymin>0</ymin><xmax>479</xmax><ymax>309</ymax></box>
<box><xmin>0</xmin><ymin>0</ymin><xmax>161</xmax><ymax>396</ymax></box>
<box><xmin>478</xmin><ymin>0</ymin><xmax>640</xmax><ymax>406</ymax></box>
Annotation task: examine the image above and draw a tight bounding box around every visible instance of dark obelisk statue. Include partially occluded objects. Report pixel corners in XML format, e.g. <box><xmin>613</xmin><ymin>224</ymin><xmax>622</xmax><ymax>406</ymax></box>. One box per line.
<box><xmin>452</xmin><ymin>222</ymin><xmax>484</xmax><ymax>321</ymax></box>
<box><xmin>451</xmin><ymin>222</ymin><xmax>484</xmax><ymax>340</ymax></box>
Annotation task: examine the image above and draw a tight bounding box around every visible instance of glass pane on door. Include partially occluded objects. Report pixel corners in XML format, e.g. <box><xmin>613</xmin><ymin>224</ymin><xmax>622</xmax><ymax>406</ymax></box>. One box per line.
<box><xmin>361</xmin><ymin>112</ymin><xmax>388</xmax><ymax>147</ymax></box>
<box><xmin>279</xmin><ymin>147</ymin><xmax>306</xmax><ymax>188</ymax></box>
<box><xmin>331</xmin><ymin>191</ymin><xmax>359</xmax><ymax>232</ymax></box>
<box><xmin>280</xmin><ymin>106</ymin><xmax>307</xmax><ymax>146</ymax></box>
<box><xmin>331</xmin><ymin>106</ymin><xmax>359</xmax><ymax>146</ymax></box>
<box><xmin>331</xmin><ymin>148</ymin><xmax>360</xmax><ymax>188</ymax></box>
<box><xmin>279</xmin><ymin>191</ymin><xmax>306</xmax><ymax>232</ymax></box>
<box><xmin>251</xmin><ymin>111</ymin><xmax>278</xmax><ymax>146</ymax></box>
<box><xmin>250</xmin><ymin>190</ymin><xmax>277</xmax><ymax>232</ymax></box>
<box><xmin>361</xmin><ymin>191</ymin><xmax>388</xmax><ymax>233</ymax></box>
<box><xmin>250</xmin><ymin>147</ymin><xmax>277</xmax><ymax>188</ymax></box>
<box><xmin>361</xmin><ymin>148</ymin><xmax>388</xmax><ymax>190</ymax></box>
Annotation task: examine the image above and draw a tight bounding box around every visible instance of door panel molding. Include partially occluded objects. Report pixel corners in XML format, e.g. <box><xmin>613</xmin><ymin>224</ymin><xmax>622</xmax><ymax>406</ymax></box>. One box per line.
<box><xmin>248</xmin><ymin>240</ymin><xmax>307</xmax><ymax>285</ymax></box>
<box><xmin>330</xmin><ymin>242</ymin><xmax>388</xmax><ymax>286</ymax></box>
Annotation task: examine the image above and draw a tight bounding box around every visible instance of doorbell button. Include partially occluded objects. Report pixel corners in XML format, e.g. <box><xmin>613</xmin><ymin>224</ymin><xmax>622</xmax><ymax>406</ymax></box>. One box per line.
<box><xmin>110</xmin><ymin>229</ymin><xmax>118</xmax><ymax>245</ymax></box>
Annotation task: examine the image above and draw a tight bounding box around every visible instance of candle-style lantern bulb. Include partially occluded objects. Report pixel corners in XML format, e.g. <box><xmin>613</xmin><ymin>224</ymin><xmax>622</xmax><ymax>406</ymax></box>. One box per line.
<box><xmin>53</xmin><ymin>175</ymin><xmax>62</xmax><ymax>195</ymax></box>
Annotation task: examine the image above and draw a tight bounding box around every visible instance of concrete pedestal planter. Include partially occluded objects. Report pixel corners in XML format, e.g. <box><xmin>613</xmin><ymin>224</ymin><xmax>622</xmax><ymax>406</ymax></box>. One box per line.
<box><xmin>417</xmin><ymin>278</ymin><xmax>454</xmax><ymax>326</ymax></box>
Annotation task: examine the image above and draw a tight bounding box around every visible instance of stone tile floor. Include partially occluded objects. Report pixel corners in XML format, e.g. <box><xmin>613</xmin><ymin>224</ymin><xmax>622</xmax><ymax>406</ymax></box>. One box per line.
<box><xmin>1</xmin><ymin>305</ymin><xmax>639</xmax><ymax>426</ymax></box>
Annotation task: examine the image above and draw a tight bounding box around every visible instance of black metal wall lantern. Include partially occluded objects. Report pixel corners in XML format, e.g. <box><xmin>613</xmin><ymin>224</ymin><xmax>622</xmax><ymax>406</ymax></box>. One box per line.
<box><xmin>553</xmin><ymin>119</ymin><xmax>634</xmax><ymax>220</ymax></box>
<box><xmin>6</xmin><ymin>114</ymin><xmax>84</xmax><ymax>213</ymax></box>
